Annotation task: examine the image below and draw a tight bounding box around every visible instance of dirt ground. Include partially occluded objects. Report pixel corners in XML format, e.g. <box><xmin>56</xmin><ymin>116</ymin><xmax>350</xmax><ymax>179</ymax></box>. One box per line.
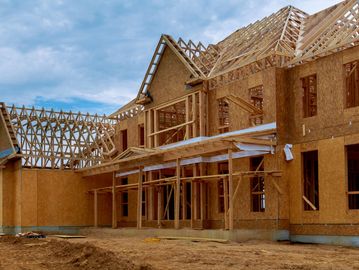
<box><xmin>1</xmin><ymin>234</ymin><xmax>359</xmax><ymax>270</ymax></box>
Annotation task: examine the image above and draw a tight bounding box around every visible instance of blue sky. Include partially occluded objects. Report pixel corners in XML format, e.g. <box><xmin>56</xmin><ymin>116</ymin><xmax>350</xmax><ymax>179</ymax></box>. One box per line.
<box><xmin>0</xmin><ymin>0</ymin><xmax>341</xmax><ymax>115</ymax></box>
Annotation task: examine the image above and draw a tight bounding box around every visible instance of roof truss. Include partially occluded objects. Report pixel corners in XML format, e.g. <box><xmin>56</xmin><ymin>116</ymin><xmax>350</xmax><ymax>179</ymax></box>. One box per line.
<box><xmin>5</xmin><ymin>104</ymin><xmax>118</xmax><ymax>169</ymax></box>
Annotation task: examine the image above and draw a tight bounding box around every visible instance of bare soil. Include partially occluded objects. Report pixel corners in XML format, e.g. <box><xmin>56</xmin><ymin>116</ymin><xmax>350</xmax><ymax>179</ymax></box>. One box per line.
<box><xmin>1</xmin><ymin>234</ymin><xmax>359</xmax><ymax>270</ymax></box>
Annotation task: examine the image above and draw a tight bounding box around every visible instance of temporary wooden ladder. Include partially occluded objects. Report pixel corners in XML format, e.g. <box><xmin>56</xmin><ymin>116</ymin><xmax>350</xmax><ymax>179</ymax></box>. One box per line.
<box><xmin>136</xmin><ymin>38</ymin><xmax>167</xmax><ymax>104</ymax></box>
<box><xmin>0</xmin><ymin>102</ymin><xmax>19</xmax><ymax>153</ymax></box>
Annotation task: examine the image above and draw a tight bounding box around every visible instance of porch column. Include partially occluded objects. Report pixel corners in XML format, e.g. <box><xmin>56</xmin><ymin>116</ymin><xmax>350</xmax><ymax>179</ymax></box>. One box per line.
<box><xmin>112</xmin><ymin>172</ymin><xmax>117</xmax><ymax>229</ymax></box>
<box><xmin>137</xmin><ymin>167</ymin><xmax>143</xmax><ymax>229</ymax></box>
<box><xmin>94</xmin><ymin>190</ymin><xmax>98</xmax><ymax>227</ymax></box>
<box><xmin>175</xmin><ymin>158</ymin><xmax>181</xmax><ymax>229</ymax></box>
<box><xmin>228</xmin><ymin>149</ymin><xmax>234</xmax><ymax>230</ymax></box>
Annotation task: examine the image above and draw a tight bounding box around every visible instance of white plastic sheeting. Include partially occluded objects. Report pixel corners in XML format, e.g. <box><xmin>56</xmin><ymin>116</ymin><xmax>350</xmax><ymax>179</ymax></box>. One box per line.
<box><xmin>115</xmin><ymin>122</ymin><xmax>276</xmax><ymax>178</ymax></box>
<box><xmin>116</xmin><ymin>149</ymin><xmax>271</xmax><ymax>178</ymax></box>
<box><xmin>158</xmin><ymin>122</ymin><xmax>276</xmax><ymax>151</ymax></box>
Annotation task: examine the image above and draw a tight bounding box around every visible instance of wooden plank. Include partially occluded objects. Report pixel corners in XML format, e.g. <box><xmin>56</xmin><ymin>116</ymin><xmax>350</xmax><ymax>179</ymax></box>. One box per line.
<box><xmin>185</xmin><ymin>96</ymin><xmax>190</xmax><ymax>140</ymax></box>
<box><xmin>302</xmin><ymin>195</ymin><xmax>317</xmax><ymax>211</ymax></box>
<box><xmin>181</xmin><ymin>167</ymin><xmax>186</xmax><ymax>221</ymax></box>
<box><xmin>112</xmin><ymin>172</ymin><xmax>117</xmax><ymax>229</ymax></box>
<box><xmin>157</xmin><ymin>236</ymin><xmax>229</xmax><ymax>243</ymax></box>
<box><xmin>199</xmin><ymin>91</ymin><xmax>205</xmax><ymax>136</ymax></box>
<box><xmin>148</xmin><ymin>120</ymin><xmax>194</xmax><ymax>137</ymax></box>
<box><xmin>174</xmin><ymin>159</ymin><xmax>181</xmax><ymax>229</ymax></box>
<box><xmin>228</xmin><ymin>149</ymin><xmax>234</xmax><ymax>230</ymax></box>
<box><xmin>223</xmin><ymin>176</ymin><xmax>229</xmax><ymax>230</ymax></box>
<box><xmin>200</xmin><ymin>163</ymin><xmax>206</xmax><ymax>223</ymax></box>
<box><xmin>137</xmin><ymin>167</ymin><xmax>143</xmax><ymax>229</ymax></box>
<box><xmin>148</xmin><ymin>172</ymin><xmax>155</xmax><ymax>221</ymax></box>
<box><xmin>94</xmin><ymin>190</ymin><xmax>98</xmax><ymax>227</ymax></box>
<box><xmin>192</xmin><ymin>93</ymin><xmax>197</xmax><ymax>138</ymax></box>
<box><xmin>154</xmin><ymin>110</ymin><xmax>159</xmax><ymax>147</ymax></box>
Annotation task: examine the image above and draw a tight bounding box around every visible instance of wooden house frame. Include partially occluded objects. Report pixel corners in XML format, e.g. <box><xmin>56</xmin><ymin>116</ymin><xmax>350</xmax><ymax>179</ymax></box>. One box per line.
<box><xmin>1</xmin><ymin>0</ymin><xmax>359</xmax><ymax>245</ymax></box>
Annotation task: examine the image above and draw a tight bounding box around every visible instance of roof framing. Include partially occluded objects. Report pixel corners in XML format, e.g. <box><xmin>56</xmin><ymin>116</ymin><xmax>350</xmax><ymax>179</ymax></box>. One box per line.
<box><xmin>4</xmin><ymin>104</ymin><xmax>118</xmax><ymax>169</ymax></box>
<box><xmin>136</xmin><ymin>34</ymin><xmax>205</xmax><ymax>105</ymax></box>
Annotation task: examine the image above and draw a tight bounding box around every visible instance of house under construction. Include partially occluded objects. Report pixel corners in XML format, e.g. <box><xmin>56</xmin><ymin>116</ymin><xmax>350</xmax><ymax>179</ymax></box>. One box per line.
<box><xmin>1</xmin><ymin>0</ymin><xmax>359</xmax><ymax>245</ymax></box>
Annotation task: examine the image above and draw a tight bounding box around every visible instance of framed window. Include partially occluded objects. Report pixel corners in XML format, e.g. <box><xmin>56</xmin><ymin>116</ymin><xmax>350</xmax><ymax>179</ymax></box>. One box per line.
<box><xmin>302</xmin><ymin>151</ymin><xmax>319</xmax><ymax>211</ymax></box>
<box><xmin>121</xmin><ymin>178</ymin><xmax>129</xmax><ymax>217</ymax></box>
<box><xmin>218</xmin><ymin>162</ymin><xmax>229</xmax><ymax>213</ymax></box>
<box><xmin>345</xmin><ymin>61</ymin><xmax>359</xmax><ymax>108</ymax></box>
<box><xmin>302</xmin><ymin>74</ymin><xmax>317</xmax><ymax>118</ymax></box>
<box><xmin>347</xmin><ymin>144</ymin><xmax>359</xmax><ymax>209</ymax></box>
<box><xmin>218</xmin><ymin>98</ymin><xmax>229</xmax><ymax>134</ymax></box>
<box><xmin>250</xmin><ymin>156</ymin><xmax>265</xmax><ymax>212</ymax></box>
<box><xmin>249</xmin><ymin>85</ymin><xmax>264</xmax><ymax>126</ymax></box>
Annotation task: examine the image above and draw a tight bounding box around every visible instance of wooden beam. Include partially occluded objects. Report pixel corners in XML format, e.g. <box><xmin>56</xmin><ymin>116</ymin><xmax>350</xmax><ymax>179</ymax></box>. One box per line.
<box><xmin>181</xmin><ymin>167</ymin><xmax>186</xmax><ymax>221</ymax></box>
<box><xmin>199</xmin><ymin>91</ymin><xmax>205</xmax><ymax>136</ymax></box>
<box><xmin>112</xmin><ymin>172</ymin><xmax>117</xmax><ymax>229</ymax></box>
<box><xmin>185</xmin><ymin>96</ymin><xmax>190</xmax><ymax>140</ymax></box>
<box><xmin>228</xmin><ymin>149</ymin><xmax>234</xmax><ymax>230</ymax></box>
<box><xmin>191</xmin><ymin>164</ymin><xmax>197</xmax><ymax>228</ymax></box>
<box><xmin>200</xmin><ymin>163</ymin><xmax>206</xmax><ymax>224</ymax></box>
<box><xmin>148</xmin><ymin>172</ymin><xmax>155</xmax><ymax>221</ymax></box>
<box><xmin>223</xmin><ymin>176</ymin><xmax>229</xmax><ymax>230</ymax></box>
<box><xmin>94</xmin><ymin>190</ymin><xmax>98</xmax><ymax>227</ymax></box>
<box><xmin>137</xmin><ymin>167</ymin><xmax>143</xmax><ymax>229</ymax></box>
<box><xmin>175</xmin><ymin>159</ymin><xmax>181</xmax><ymax>229</ymax></box>
<box><xmin>302</xmin><ymin>195</ymin><xmax>317</xmax><ymax>211</ymax></box>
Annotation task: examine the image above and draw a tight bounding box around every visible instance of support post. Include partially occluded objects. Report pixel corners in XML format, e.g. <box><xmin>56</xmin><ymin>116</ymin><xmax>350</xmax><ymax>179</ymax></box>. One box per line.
<box><xmin>154</xmin><ymin>110</ymin><xmax>159</xmax><ymax>147</ymax></box>
<box><xmin>157</xmin><ymin>186</ymin><xmax>163</xmax><ymax>228</ymax></box>
<box><xmin>182</xmin><ymin>167</ymin><xmax>186</xmax><ymax>221</ymax></box>
<box><xmin>228</xmin><ymin>149</ymin><xmax>234</xmax><ymax>230</ymax></box>
<box><xmin>112</xmin><ymin>172</ymin><xmax>117</xmax><ymax>229</ymax></box>
<box><xmin>148</xmin><ymin>172</ymin><xmax>155</xmax><ymax>221</ymax></box>
<box><xmin>199</xmin><ymin>91</ymin><xmax>205</xmax><ymax>136</ymax></box>
<box><xmin>191</xmin><ymin>164</ymin><xmax>197</xmax><ymax>228</ymax></box>
<box><xmin>185</xmin><ymin>96</ymin><xmax>190</xmax><ymax>139</ymax></box>
<box><xmin>0</xmin><ymin>168</ymin><xmax>3</xmax><ymax>226</ymax></box>
<box><xmin>94</xmin><ymin>190</ymin><xmax>98</xmax><ymax>227</ymax></box>
<box><xmin>137</xmin><ymin>167</ymin><xmax>143</xmax><ymax>229</ymax></box>
<box><xmin>200</xmin><ymin>163</ymin><xmax>206</xmax><ymax>224</ymax></box>
<box><xmin>175</xmin><ymin>159</ymin><xmax>181</xmax><ymax>229</ymax></box>
<box><xmin>223</xmin><ymin>177</ymin><xmax>229</xmax><ymax>230</ymax></box>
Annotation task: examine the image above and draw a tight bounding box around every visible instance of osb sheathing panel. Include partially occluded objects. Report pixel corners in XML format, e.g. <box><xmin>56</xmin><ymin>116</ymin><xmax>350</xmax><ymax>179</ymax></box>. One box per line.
<box><xmin>288</xmin><ymin>136</ymin><xmax>359</xmax><ymax>226</ymax></box>
<box><xmin>115</xmin><ymin>114</ymin><xmax>144</xmax><ymax>152</ymax></box>
<box><xmin>15</xmin><ymin>170</ymin><xmax>113</xmax><ymax>227</ymax></box>
<box><xmin>1</xmin><ymin>160</ymin><xmax>21</xmax><ymax>226</ymax></box>
<box><xmin>0</xmin><ymin>117</ymin><xmax>12</xmax><ymax>151</ymax></box>
<box><xmin>144</xmin><ymin>47</ymin><xmax>193</xmax><ymax>110</ymax></box>
<box><xmin>207</xmin><ymin>68</ymin><xmax>277</xmax><ymax>136</ymax></box>
<box><xmin>283</xmin><ymin>46</ymin><xmax>359</xmax><ymax>145</ymax></box>
<box><xmin>275</xmin><ymin>69</ymin><xmax>289</xmax><ymax>144</ymax></box>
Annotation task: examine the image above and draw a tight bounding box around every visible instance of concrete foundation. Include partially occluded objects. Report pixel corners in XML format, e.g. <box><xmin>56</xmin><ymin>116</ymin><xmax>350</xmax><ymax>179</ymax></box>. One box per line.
<box><xmin>290</xmin><ymin>235</ymin><xmax>359</xmax><ymax>247</ymax></box>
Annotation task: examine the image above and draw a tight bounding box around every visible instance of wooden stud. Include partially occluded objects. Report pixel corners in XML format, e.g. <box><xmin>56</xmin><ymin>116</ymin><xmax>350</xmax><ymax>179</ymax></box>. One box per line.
<box><xmin>175</xmin><ymin>159</ymin><xmax>181</xmax><ymax>229</ymax></box>
<box><xmin>228</xmin><ymin>149</ymin><xmax>234</xmax><ymax>230</ymax></box>
<box><xmin>112</xmin><ymin>172</ymin><xmax>117</xmax><ymax>229</ymax></box>
<box><xmin>182</xmin><ymin>167</ymin><xmax>186</xmax><ymax>220</ymax></box>
<box><xmin>137</xmin><ymin>167</ymin><xmax>143</xmax><ymax>229</ymax></box>
<box><xmin>200</xmin><ymin>163</ymin><xmax>206</xmax><ymax>223</ymax></box>
<box><xmin>94</xmin><ymin>190</ymin><xmax>98</xmax><ymax>227</ymax></box>
<box><xmin>148</xmin><ymin>171</ymin><xmax>155</xmax><ymax>221</ymax></box>
<box><xmin>223</xmin><ymin>176</ymin><xmax>229</xmax><ymax>230</ymax></box>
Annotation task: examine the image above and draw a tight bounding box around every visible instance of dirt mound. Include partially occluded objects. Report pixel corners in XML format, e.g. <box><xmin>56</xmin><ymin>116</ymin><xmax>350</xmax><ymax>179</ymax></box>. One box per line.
<box><xmin>0</xmin><ymin>236</ymin><xmax>154</xmax><ymax>270</ymax></box>
<box><xmin>50</xmin><ymin>240</ymin><xmax>150</xmax><ymax>270</ymax></box>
